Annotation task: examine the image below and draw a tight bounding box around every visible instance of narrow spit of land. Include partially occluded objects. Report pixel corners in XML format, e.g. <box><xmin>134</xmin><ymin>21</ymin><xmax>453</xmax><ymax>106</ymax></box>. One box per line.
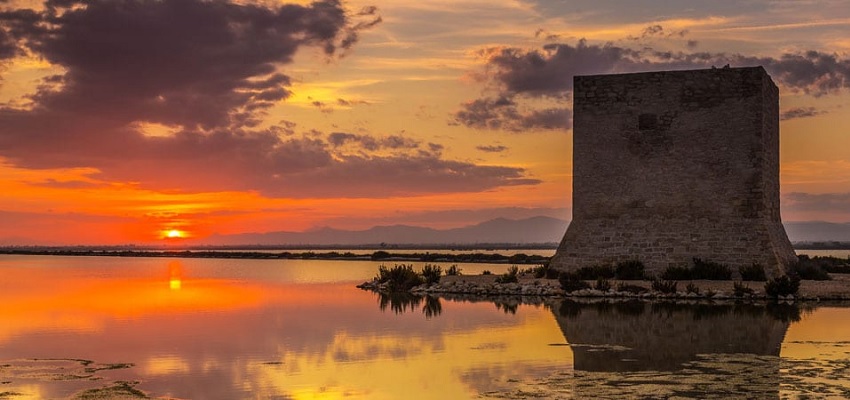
<box><xmin>0</xmin><ymin>248</ymin><xmax>551</xmax><ymax>265</ymax></box>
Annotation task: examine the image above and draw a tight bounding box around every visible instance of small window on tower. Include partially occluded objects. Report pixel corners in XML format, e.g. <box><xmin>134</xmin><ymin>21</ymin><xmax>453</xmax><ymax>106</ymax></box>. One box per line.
<box><xmin>638</xmin><ymin>113</ymin><xmax>658</xmax><ymax>130</ymax></box>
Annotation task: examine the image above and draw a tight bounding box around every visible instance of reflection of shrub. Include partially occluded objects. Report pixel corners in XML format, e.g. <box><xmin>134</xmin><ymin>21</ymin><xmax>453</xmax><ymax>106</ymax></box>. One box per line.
<box><xmin>616</xmin><ymin>283</ymin><xmax>648</xmax><ymax>294</ymax></box>
<box><xmin>732</xmin><ymin>281</ymin><xmax>755</xmax><ymax>297</ymax></box>
<box><xmin>615</xmin><ymin>260</ymin><xmax>646</xmax><ymax>280</ymax></box>
<box><xmin>376</xmin><ymin>264</ymin><xmax>424</xmax><ymax>291</ymax></box>
<box><xmin>765</xmin><ymin>275</ymin><xmax>801</xmax><ymax>298</ymax></box>
<box><xmin>378</xmin><ymin>292</ymin><xmax>422</xmax><ymax>314</ymax></box>
<box><xmin>421</xmin><ymin>264</ymin><xmax>442</xmax><ymax>284</ymax></box>
<box><xmin>692</xmin><ymin>258</ymin><xmax>732</xmax><ymax>280</ymax></box>
<box><xmin>559</xmin><ymin>272</ymin><xmax>591</xmax><ymax>293</ymax></box>
<box><xmin>495</xmin><ymin>302</ymin><xmax>518</xmax><ymax>315</ymax></box>
<box><xmin>423</xmin><ymin>296</ymin><xmax>442</xmax><ymax>319</ymax></box>
<box><xmin>651</xmin><ymin>279</ymin><xmax>677</xmax><ymax>294</ymax></box>
<box><xmin>594</xmin><ymin>278</ymin><xmax>612</xmax><ymax>292</ymax></box>
<box><xmin>661</xmin><ymin>265</ymin><xmax>692</xmax><ymax>280</ymax></box>
<box><xmin>740</xmin><ymin>263</ymin><xmax>767</xmax><ymax>281</ymax></box>
<box><xmin>446</xmin><ymin>265</ymin><xmax>462</xmax><ymax>276</ymax></box>
<box><xmin>576</xmin><ymin>265</ymin><xmax>615</xmax><ymax>280</ymax></box>
<box><xmin>495</xmin><ymin>266</ymin><xmax>519</xmax><ymax>284</ymax></box>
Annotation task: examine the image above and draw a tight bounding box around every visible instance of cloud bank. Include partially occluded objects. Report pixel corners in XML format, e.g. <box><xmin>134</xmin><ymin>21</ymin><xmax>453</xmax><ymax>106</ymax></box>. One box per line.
<box><xmin>0</xmin><ymin>0</ymin><xmax>537</xmax><ymax>198</ymax></box>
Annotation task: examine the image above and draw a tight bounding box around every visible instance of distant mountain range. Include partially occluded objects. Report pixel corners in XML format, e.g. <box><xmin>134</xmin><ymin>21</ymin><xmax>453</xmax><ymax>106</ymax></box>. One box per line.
<box><xmin>195</xmin><ymin>216</ymin><xmax>569</xmax><ymax>246</ymax></box>
<box><xmin>194</xmin><ymin>218</ymin><xmax>850</xmax><ymax>247</ymax></box>
<box><xmin>3</xmin><ymin>217</ymin><xmax>850</xmax><ymax>247</ymax></box>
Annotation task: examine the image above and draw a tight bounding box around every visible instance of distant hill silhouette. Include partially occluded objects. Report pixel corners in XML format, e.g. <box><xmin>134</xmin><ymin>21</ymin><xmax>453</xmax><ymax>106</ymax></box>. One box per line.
<box><xmin>784</xmin><ymin>221</ymin><xmax>850</xmax><ymax>243</ymax></box>
<box><xmin>196</xmin><ymin>216</ymin><xmax>569</xmax><ymax>246</ymax></box>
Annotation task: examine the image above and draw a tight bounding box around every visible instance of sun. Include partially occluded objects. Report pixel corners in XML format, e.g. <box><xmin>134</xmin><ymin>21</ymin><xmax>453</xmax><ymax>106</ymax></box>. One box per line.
<box><xmin>165</xmin><ymin>229</ymin><xmax>183</xmax><ymax>239</ymax></box>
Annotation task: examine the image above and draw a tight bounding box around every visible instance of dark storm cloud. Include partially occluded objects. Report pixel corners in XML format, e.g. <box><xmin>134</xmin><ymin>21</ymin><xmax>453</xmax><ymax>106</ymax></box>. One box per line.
<box><xmin>452</xmin><ymin>96</ymin><xmax>571</xmax><ymax>132</ymax></box>
<box><xmin>454</xmin><ymin>40</ymin><xmax>850</xmax><ymax>131</ymax></box>
<box><xmin>780</xmin><ymin>107</ymin><xmax>826</xmax><ymax>121</ymax></box>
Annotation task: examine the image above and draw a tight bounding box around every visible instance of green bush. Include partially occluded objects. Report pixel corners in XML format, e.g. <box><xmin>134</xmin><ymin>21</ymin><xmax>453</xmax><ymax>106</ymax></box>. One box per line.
<box><xmin>732</xmin><ymin>281</ymin><xmax>755</xmax><ymax>297</ymax></box>
<box><xmin>446</xmin><ymin>265</ymin><xmax>462</xmax><ymax>276</ymax></box>
<box><xmin>495</xmin><ymin>266</ymin><xmax>519</xmax><ymax>284</ymax></box>
<box><xmin>661</xmin><ymin>265</ymin><xmax>692</xmax><ymax>280</ymax></box>
<box><xmin>740</xmin><ymin>263</ymin><xmax>767</xmax><ymax>281</ymax></box>
<box><xmin>651</xmin><ymin>279</ymin><xmax>677</xmax><ymax>294</ymax></box>
<box><xmin>559</xmin><ymin>272</ymin><xmax>591</xmax><ymax>293</ymax></box>
<box><xmin>615</xmin><ymin>260</ymin><xmax>646</xmax><ymax>280</ymax></box>
<box><xmin>765</xmin><ymin>275</ymin><xmax>801</xmax><ymax>298</ymax></box>
<box><xmin>376</xmin><ymin>264</ymin><xmax>425</xmax><ymax>292</ymax></box>
<box><xmin>421</xmin><ymin>264</ymin><xmax>442</xmax><ymax>285</ymax></box>
<box><xmin>594</xmin><ymin>278</ymin><xmax>612</xmax><ymax>292</ymax></box>
<box><xmin>616</xmin><ymin>283</ymin><xmax>648</xmax><ymax>294</ymax></box>
<box><xmin>576</xmin><ymin>265</ymin><xmax>615</xmax><ymax>280</ymax></box>
<box><xmin>691</xmin><ymin>258</ymin><xmax>732</xmax><ymax>280</ymax></box>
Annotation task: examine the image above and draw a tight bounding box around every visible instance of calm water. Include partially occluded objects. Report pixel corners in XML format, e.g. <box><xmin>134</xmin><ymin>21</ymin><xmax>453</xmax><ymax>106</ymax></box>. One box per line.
<box><xmin>1</xmin><ymin>254</ymin><xmax>849</xmax><ymax>399</ymax></box>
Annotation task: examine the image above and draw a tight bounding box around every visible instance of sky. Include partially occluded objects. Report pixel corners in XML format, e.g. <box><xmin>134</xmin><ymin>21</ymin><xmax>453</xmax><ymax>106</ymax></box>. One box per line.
<box><xmin>0</xmin><ymin>0</ymin><xmax>849</xmax><ymax>245</ymax></box>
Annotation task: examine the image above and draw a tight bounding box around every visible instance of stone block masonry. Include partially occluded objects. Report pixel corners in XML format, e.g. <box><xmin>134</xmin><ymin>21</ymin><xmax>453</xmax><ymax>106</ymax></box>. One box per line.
<box><xmin>550</xmin><ymin>66</ymin><xmax>797</xmax><ymax>278</ymax></box>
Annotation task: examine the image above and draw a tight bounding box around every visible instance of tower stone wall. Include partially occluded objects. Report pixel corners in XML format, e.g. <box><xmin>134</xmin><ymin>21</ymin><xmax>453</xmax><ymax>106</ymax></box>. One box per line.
<box><xmin>550</xmin><ymin>67</ymin><xmax>797</xmax><ymax>278</ymax></box>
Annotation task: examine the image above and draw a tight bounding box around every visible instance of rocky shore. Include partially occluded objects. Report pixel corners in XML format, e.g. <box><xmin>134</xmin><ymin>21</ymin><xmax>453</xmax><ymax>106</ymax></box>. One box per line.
<box><xmin>357</xmin><ymin>273</ymin><xmax>850</xmax><ymax>302</ymax></box>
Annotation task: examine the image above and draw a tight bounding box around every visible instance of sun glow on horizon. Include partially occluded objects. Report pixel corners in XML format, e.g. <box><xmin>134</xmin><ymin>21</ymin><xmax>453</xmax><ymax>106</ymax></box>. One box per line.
<box><xmin>165</xmin><ymin>229</ymin><xmax>184</xmax><ymax>239</ymax></box>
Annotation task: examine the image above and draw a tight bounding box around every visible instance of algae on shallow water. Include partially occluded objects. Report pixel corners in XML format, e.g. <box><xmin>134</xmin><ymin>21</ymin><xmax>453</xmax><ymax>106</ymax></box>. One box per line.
<box><xmin>73</xmin><ymin>380</ymin><xmax>148</xmax><ymax>400</ymax></box>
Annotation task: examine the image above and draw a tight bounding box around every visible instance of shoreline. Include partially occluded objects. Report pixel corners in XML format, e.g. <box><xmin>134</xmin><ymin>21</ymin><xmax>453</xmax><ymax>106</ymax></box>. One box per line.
<box><xmin>358</xmin><ymin>273</ymin><xmax>850</xmax><ymax>302</ymax></box>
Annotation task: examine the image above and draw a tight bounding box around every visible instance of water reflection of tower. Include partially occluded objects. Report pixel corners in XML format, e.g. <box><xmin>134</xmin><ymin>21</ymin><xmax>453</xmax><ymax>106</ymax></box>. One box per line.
<box><xmin>552</xmin><ymin>301</ymin><xmax>793</xmax><ymax>398</ymax></box>
<box><xmin>168</xmin><ymin>261</ymin><xmax>182</xmax><ymax>290</ymax></box>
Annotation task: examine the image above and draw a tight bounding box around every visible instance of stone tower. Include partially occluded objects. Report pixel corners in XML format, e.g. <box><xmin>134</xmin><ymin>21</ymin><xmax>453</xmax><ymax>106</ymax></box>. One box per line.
<box><xmin>550</xmin><ymin>66</ymin><xmax>797</xmax><ymax>278</ymax></box>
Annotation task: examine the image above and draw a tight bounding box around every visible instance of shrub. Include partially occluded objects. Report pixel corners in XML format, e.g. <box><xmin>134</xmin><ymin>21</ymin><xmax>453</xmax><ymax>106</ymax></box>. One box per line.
<box><xmin>615</xmin><ymin>260</ymin><xmax>646</xmax><ymax>280</ymax></box>
<box><xmin>376</xmin><ymin>264</ymin><xmax>424</xmax><ymax>292</ymax></box>
<box><xmin>576</xmin><ymin>265</ymin><xmax>615</xmax><ymax>280</ymax></box>
<box><xmin>791</xmin><ymin>258</ymin><xmax>831</xmax><ymax>280</ymax></box>
<box><xmin>495</xmin><ymin>266</ymin><xmax>519</xmax><ymax>284</ymax></box>
<box><xmin>740</xmin><ymin>263</ymin><xmax>767</xmax><ymax>281</ymax></box>
<box><xmin>704</xmin><ymin>288</ymin><xmax>717</xmax><ymax>298</ymax></box>
<box><xmin>616</xmin><ymin>283</ymin><xmax>649</xmax><ymax>294</ymax></box>
<box><xmin>651</xmin><ymin>279</ymin><xmax>678</xmax><ymax>294</ymax></box>
<box><xmin>482</xmin><ymin>270</ymin><xmax>492</xmax><ymax>275</ymax></box>
<box><xmin>685</xmin><ymin>283</ymin><xmax>700</xmax><ymax>295</ymax></box>
<box><xmin>371</xmin><ymin>251</ymin><xmax>392</xmax><ymax>260</ymax></box>
<box><xmin>421</xmin><ymin>264</ymin><xmax>442</xmax><ymax>285</ymax></box>
<box><xmin>446</xmin><ymin>264</ymin><xmax>462</xmax><ymax>276</ymax></box>
<box><xmin>661</xmin><ymin>265</ymin><xmax>692</xmax><ymax>280</ymax></box>
<box><xmin>765</xmin><ymin>275</ymin><xmax>801</xmax><ymax>298</ymax></box>
<box><xmin>559</xmin><ymin>272</ymin><xmax>591</xmax><ymax>293</ymax></box>
<box><xmin>732</xmin><ymin>281</ymin><xmax>755</xmax><ymax>297</ymax></box>
<box><xmin>532</xmin><ymin>264</ymin><xmax>561</xmax><ymax>279</ymax></box>
<box><xmin>594</xmin><ymin>278</ymin><xmax>612</xmax><ymax>292</ymax></box>
<box><xmin>692</xmin><ymin>258</ymin><xmax>732</xmax><ymax>280</ymax></box>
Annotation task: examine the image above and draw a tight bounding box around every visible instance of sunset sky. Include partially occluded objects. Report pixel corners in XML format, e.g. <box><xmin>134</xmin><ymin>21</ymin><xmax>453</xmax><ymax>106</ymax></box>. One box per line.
<box><xmin>0</xmin><ymin>0</ymin><xmax>849</xmax><ymax>245</ymax></box>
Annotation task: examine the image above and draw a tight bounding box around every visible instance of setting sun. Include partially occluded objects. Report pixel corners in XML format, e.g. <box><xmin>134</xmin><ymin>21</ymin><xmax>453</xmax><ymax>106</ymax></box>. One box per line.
<box><xmin>165</xmin><ymin>230</ymin><xmax>183</xmax><ymax>239</ymax></box>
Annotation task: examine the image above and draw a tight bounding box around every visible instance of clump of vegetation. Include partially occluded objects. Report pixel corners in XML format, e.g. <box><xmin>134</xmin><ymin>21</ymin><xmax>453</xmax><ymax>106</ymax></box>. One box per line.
<box><xmin>375</xmin><ymin>264</ymin><xmax>424</xmax><ymax>292</ymax></box>
<box><xmin>765</xmin><ymin>275</ymin><xmax>801</xmax><ymax>298</ymax></box>
<box><xmin>532</xmin><ymin>264</ymin><xmax>559</xmax><ymax>279</ymax></box>
<box><xmin>704</xmin><ymin>288</ymin><xmax>717</xmax><ymax>298</ymax></box>
<box><xmin>445</xmin><ymin>264</ymin><xmax>462</xmax><ymax>276</ymax></box>
<box><xmin>615</xmin><ymin>260</ymin><xmax>646</xmax><ymax>280</ymax></box>
<box><xmin>559</xmin><ymin>272</ymin><xmax>591</xmax><ymax>293</ymax></box>
<box><xmin>575</xmin><ymin>265</ymin><xmax>615</xmax><ymax>280</ymax></box>
<box><xmin>371</xmin><ymin>250</ymin><xmax>392</xmax><ymax>260</ymax></box>
<box><xmin>685</xmin><ymin>282</ymin><xmax>700</xmax><ymax>295</ymax></box>
<box><xmin>651</xmin><ymin>279</ymin><xmax>678</xmax><ymax>294</ymax></box>
<box><xmin>790</xmin><ymin>256</ymin><xmax>832</xmax><ymax>280</ymax></box>
<box><xmin>421</xmin><ymin>264</ymin><xmax>442</xmax><ymax>285</ymax></box>
<box><xmin>594</xmin><ymin>278</ymin><xmax>612</xmax><ymax>292</ymax></box>
<box><xmin>495</xmin><ymin>266</ymin><xmax>519</xmax><ymax>284</ymax></box>
<box><xmin>732</xmin><ymin>281</ymin><xmax>755</xmax><ymax>297</ymax></box>
<box><xmin>616</xmin><ymin>282</ymin><xmax>649</xmax><ymax>294</ymax></box>
<box><xmin>691</xmin><ymin>258</ymin><xmax>733</xmax><ymax>280</ymax></box>
<box><xmin>482</xmin><ymin>270</ymin><xmax>492</xmax><ymax>275</ymax></box>
<box><xmin>740</xmin><ymin>263</ymin><xmax>767</xmax><ymax>281</ymax></box>
<box><xmin>661</xmin><ymin>265</ymin><xmax>692</xmax><ymax>280</ymax></box>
